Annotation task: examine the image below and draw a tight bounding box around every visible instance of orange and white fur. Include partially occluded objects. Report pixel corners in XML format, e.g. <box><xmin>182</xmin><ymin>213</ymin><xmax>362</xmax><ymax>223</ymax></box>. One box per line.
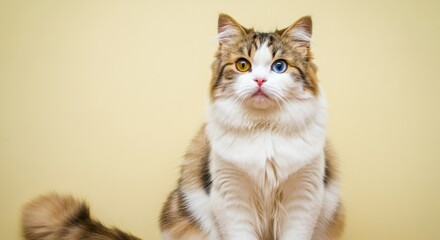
<box><xmin>159</xmin><ymin>14</ymin><xmax>344</xmax><ymax>240</ymax></box>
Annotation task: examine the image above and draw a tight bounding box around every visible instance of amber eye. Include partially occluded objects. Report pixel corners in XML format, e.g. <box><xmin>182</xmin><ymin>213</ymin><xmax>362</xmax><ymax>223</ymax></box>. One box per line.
<box><xmin>235</xmin><ymin>58</ymin><xmax>251</xmax><ymax>72</ymax></box>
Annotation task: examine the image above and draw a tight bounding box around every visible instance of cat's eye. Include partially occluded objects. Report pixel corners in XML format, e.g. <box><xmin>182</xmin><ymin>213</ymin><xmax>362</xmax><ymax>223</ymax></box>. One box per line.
<box><xmin>271</xmin><ymin>60</ymin><xmax>287</xmax><ymax>73</ymax></box>
<box><xmin>236</xmin><ymin>58</ymin><xmax>251</xmax><ymax>72</ymax></box>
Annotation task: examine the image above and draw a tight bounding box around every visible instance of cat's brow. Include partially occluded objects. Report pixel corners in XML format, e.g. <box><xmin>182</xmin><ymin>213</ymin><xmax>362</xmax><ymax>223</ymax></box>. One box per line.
<box><xmin>247</xmin><ymin>32</ymin><xmax>276</xmax><ymax>60</ymax></box>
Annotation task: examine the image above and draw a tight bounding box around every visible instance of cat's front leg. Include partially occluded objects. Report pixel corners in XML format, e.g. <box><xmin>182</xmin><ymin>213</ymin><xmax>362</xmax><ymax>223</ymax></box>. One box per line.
<box><xmin>280</xmin><ymin>159</ymin><xmax>325</xmax><ymax>240</ymax></box>
<box><xmin>211</xmin><ymin>162</ymin><xmax>259</xmax><ymax>240</ymax></box>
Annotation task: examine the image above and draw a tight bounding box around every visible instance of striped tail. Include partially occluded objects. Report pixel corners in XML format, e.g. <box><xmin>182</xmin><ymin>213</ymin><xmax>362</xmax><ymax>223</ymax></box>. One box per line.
<box><xmin>21</xmin><ymin>193</ymin><xmax>141</xmax><ymax>240</ymax></box>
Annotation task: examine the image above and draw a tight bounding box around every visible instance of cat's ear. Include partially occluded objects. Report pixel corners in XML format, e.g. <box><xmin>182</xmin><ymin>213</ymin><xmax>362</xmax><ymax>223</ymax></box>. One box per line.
<box><xmin>218</xmin><ymin>14</ymin><xmax>247</xmax><ymax>46</ymax></box>
<box><xmin>280</xmin><ymin>16</ymin><xmax>312</xmax><ymax>58</ymax></box>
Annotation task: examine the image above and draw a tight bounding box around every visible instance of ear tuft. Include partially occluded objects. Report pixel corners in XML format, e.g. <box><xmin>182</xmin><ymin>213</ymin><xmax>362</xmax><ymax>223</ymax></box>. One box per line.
<box><xmin>218</xmin><ymin>14</ymin><xmax>246</xmax><ymax>45</ymax></box>
<box><xmin>281</xmin><ymin>16</ymin><xmax>313</xmax><ymax>57</ymax></box>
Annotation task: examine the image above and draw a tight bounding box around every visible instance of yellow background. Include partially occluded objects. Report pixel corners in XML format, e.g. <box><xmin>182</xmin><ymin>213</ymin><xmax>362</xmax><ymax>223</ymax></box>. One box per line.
<box><xmin>1</xmin><ymin>1</ymin><xmax>439</xmax><ymax>239</ymax></box>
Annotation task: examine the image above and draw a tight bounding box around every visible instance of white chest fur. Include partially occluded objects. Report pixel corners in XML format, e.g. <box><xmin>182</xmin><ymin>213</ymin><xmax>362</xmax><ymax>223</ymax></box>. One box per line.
<box><xmin>207</xmin><ymin>122</ymin><xmax>325</xmax><ymax>186</ymax></box>
<box><xmin>206</xmin><ymin>95</ymin><xmax>328</xmax><ymax>187</ymax></box>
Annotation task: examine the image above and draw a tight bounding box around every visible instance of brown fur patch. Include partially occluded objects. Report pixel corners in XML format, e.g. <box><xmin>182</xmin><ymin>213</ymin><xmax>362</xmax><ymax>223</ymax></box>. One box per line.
<box><xmin>323</xmin><ymin>142</ymin><xmax>345</xmax><ymax>239</ymax></box>
<box><xmin>22</xmin><ymin>193</ymin><xmax>140</xmax><ymax>240</ymax></box>
<box><xmin>179</xmin><ymin>126</ymin><xmax>211</xmax><ymax>192</ymax></box>
<box><xmin>326</xmin><ymin>202</ymin><xmax>346</xmax><ymax>239</ymax></box>
<box><xmin>159</xmin><ymin>190</ymin><xmax>206</xmax><ymax>239</ymax></box>
<box><xmin>324</xmin><ymin>141</ymin><xmax>339</xmax><ymax>186</ymax></box>
<box><xmin>159</xmin><ymin>127</ymin><xmax>211</xmax><ymax>236</ymax></box>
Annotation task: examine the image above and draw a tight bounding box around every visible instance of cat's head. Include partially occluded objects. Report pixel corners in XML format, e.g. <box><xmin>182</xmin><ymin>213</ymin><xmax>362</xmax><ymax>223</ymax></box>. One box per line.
<box><xmin>209</xmin><ymin>14</ymin><xmax>325</xmax><ymax>132</ymax></box>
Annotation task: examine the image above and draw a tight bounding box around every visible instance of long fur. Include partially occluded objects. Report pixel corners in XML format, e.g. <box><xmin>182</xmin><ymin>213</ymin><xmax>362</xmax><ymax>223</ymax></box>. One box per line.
<box><xmin>160</xmin><ymin>13</ymin><xmax>345</xmax><ymax>240</ymax></box>
<box><xmin>22</xmin><ymin>193</ymin><xmax>140</xmax><ymax>240</ymax></box>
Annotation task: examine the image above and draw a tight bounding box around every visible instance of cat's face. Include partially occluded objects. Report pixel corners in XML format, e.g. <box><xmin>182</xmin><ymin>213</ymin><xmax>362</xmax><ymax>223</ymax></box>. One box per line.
<box><xmin>210</xmin><ymin>14</ymin><xmax>319</xmax><ymax>115</ymax></box>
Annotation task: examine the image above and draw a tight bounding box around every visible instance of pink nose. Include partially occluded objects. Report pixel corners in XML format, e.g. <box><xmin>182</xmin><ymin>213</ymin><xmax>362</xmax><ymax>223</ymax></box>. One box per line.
<box><xmin>254</xmin><ymin>78</ymin><xmax>267</xmax><ymax>87</ymax></box>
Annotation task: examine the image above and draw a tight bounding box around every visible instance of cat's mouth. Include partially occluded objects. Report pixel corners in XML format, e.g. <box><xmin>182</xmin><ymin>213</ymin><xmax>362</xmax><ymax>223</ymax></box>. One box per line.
<box><xmin>245</xmin><ymin>89</ymin><xmax>276</xmax><ymax>110</ymax></box>
<box><xmin>252</xmin><ymin>89</ymin><xmax>270</xmax><ymax>98</ymax></box>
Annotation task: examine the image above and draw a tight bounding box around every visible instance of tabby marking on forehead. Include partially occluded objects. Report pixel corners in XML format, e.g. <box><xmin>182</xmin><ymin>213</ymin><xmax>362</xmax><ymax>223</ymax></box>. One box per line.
<box><xmin>253</xmin><ymin>42</ymin><xmax>273</xmax><ymax>68</ymax></box>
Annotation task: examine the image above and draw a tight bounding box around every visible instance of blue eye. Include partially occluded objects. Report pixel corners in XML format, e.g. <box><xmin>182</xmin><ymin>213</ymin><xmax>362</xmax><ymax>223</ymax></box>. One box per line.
<box><xmin>271</xmin><ymin>60</ymin><xmax>287</xmax><ymax>73</ymax></box>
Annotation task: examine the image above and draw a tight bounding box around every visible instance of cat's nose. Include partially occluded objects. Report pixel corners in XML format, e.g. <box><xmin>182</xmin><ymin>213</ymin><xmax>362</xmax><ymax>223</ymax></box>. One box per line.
<box><xmin>254</xmin><ymin>78</ymin><xmax>267</xmax><ymax>87</ymax></box>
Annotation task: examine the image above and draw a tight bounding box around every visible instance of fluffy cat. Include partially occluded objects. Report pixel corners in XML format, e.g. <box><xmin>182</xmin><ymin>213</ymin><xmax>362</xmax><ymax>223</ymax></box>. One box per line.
<box><xmin>159</xmin><ymin>14</ymin><xmax>344</xmax><ymax>240</ymax></box>
<box><xmin>21</xmin><ymin>14</ymin><xmax>344</xmax><ymax>240</ymax></box>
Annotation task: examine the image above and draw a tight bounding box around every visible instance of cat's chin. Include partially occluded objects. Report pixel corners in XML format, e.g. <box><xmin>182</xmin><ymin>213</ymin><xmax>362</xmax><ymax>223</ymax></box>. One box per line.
<box><xmin>245</xmin><ymin>93</ymin><xmax>277</xmax><ymax>110</ymax></box>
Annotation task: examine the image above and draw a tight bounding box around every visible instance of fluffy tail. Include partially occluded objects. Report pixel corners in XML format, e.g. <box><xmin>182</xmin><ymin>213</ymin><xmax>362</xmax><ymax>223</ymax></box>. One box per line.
<box><xmin>21</xmin><ymin>193</ymin><xmax>141</xmax><ymax>240</ymax></box>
